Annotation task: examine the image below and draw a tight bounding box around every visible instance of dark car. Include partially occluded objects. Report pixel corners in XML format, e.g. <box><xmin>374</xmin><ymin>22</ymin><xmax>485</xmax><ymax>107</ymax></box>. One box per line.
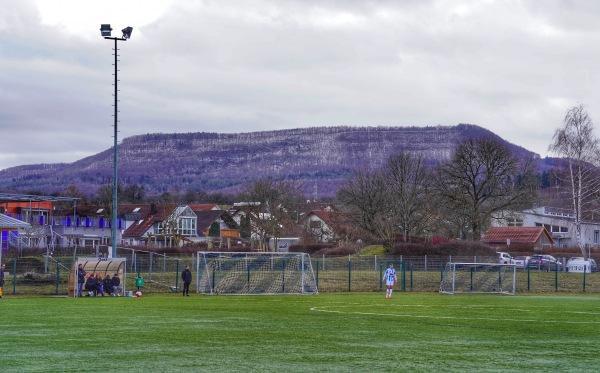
<box><xmin>527</xmin><ymin>255</ymin><xmax>561</xmax><ymax>271</ymax></box>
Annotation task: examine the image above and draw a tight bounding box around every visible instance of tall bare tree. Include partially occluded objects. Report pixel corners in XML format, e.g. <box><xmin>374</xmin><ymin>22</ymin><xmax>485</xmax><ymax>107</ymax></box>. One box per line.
<box><xmin>337</xmin><ymin>151</ymin><xmax>434</xmax><ymax>249</ymax></box>
<box><xmin>549</xmin><ymin>104</ymin><xmax>600</xmax><ymax>257</ymax></box>
<box><xmin>385</xmin><ymin>151</ymin><xmax>434</xmax><ymax>242</ymax></box>
<box><xmin>434</xmin><ymin>137</ymin><xmax>538</xmax><ymax>241</ymax></box>
<box><xmin>337</xmin><ymin>168</ymin><xmax>387</xmax><ymax>244</ymax></box>
<box><xmin>240</xmin><ymin>178</ymin><xmax>303</xmax><ymax>249</ymax></box>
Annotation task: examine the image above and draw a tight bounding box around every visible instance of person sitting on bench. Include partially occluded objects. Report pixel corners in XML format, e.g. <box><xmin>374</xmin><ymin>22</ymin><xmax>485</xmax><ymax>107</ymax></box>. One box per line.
<box><xmin>84</xmin><ymin>274</ymin><xmax>96</xmax><ymax>296</ymax></box>
<box><xmin>111</xmin><ymin>273</ymin><xmax>122</xmax><ymax>297</ymax></box>
<box><xmin>103</xmin><ymin>275</ymin><xmax>113</xmax><ymax>296</ymax></box>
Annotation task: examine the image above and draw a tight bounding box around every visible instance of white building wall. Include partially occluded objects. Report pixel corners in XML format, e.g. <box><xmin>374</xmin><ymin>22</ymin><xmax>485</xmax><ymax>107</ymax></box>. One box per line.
<box><xmin>306</xmin><ymin>215</ymin><xmax>334</xmax><ymax>243</ymax></box>
<box><xmin>493</xmin><ymin>207</ymin><xmax>600</xmax><ymax>249</ymax></box>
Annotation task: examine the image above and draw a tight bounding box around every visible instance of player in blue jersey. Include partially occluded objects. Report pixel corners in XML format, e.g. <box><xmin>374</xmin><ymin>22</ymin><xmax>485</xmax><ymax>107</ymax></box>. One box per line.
<box><xmin>384</xmin><ymin>263</ymin><xmax>397</xmax><ymax>299</ymax></box>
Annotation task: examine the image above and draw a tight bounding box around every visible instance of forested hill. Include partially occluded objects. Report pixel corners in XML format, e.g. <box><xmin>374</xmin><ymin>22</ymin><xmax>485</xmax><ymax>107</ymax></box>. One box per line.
<box><xmin>0</xmin><ymin>124</ymin><xmax>537</xmax><ymax>197</ymax></box>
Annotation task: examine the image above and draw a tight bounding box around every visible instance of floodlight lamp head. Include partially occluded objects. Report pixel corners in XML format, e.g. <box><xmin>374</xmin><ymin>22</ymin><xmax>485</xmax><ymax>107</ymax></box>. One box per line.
<box><xmin>122</xmin><ymin>26</ymin><xmax>133</xmax><ymax>40</ymax></box>
<box><xmin>100</xmin><ymin>24</ymin><xmax>112</xmax><ymax>37</ymax></box>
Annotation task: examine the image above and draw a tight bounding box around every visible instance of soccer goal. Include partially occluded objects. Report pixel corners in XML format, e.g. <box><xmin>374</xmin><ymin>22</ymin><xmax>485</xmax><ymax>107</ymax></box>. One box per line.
<box><xmin>439</xmin><ymin>263</ymin><xmax>516</xmax><ymax>295</ymax></box>
<box><xmin>196</xmin><ymin>252</ymin><xmax>318</xmax><ymax>295</ymax></box>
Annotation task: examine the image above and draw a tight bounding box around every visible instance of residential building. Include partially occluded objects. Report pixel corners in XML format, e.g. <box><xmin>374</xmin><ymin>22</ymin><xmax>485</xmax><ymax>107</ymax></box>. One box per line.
<box><xmin>121</xmin><ymin>204</ymin><xmax>197</xmax><ymax>247</ymax></box>
<box><xmin>492</xmin><ymin>207</ymin><xmax>600</xmax><ymax>249</ymax></box>
<box><xmin>482</xmin><ymin>226</ymin><xmax>554</xmax><ymax>251</ymax></box>
<box><xmin>302</xmin><ymin>210</ymin><xmax>336</xmax><ymax>243</ymax></box>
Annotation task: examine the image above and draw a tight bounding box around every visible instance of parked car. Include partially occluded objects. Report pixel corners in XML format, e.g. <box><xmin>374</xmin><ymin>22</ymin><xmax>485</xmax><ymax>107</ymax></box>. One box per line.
<box><xmin>566</xmin><ymin>257</ymin><xmax>597</xmax><ymax>273</ymax></box>
<box><xmin>527</xmin><ymin>255</ymin><xmax>561</xmax><ymax>271</ymax></box>
<box><xmin>512</xmin><ymin>256</ymin><xmax>531</xmax><ymax>269</ymax></box>
<box><xmin>497</xmin><ymin>252</ymin><xmax>512</xmax><ymax>264</ymax></box>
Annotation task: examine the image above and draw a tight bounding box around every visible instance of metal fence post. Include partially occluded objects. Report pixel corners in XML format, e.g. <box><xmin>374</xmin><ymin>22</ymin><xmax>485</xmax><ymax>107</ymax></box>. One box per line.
<box><xmin>175</xmin><ymin>259</ymin><xmax>179</xmax><ymax>291</ymax></box>
<box><xmin>410</xmin><ymin>262</ymin><xmax>413</xmax><ymax>291</ymax></box>
<box><xmin>348</xmin><ymin>256</ymin><xmax>351</xmax><ymax>292</ymax></box>
<box><xmin>379</xmin><ymin>262</ymin><xmax>383</xmax><ymax>291</ymax></box>
<box><xmin>149</xmin><ymin>252</ymin><xmax>153</xmax><ymax>281</ymax></box>
<box><xmin>583</xmin><ymin>265</ymin><xmax>587</xmax><ymax>292</ymax></box>
<box><xmin>554</xmin><ymin>264</ymin><xmax>558</xmax><ymax>292</ymax></box>
<box><xmin>401</xmin><ymin>261</ymin><xmax>406</xmax><ymax>291</ymax></box>
<box><xmin>55</xmin><ymin>260</ymin><xmax>60</xmax><ymax>295</ymax></box>
<box><xmin>12</xmin><ymin>258</ymin><xmax>17</xmax><ymax>295</ymax></box>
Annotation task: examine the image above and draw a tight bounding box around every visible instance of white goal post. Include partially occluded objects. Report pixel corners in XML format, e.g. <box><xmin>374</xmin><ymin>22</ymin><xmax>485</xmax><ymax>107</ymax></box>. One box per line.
<box><xmin>440</xmin><ymin>263</ymin><xmax>516</xmax><ymax>295</ymax></box>
<box><xmin>196</xmin><ymin>252</ymin><xmax>318</xmax><ymax>295</ymax></box>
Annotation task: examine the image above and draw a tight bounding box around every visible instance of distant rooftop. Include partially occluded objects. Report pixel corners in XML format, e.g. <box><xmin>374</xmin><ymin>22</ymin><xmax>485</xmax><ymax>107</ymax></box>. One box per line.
<box><xmin>0</xmin><ymin>193</ymin><xmax>79</xmax><ymax>203</ymax></box>
<box><xmin>0</xmin><ymin>213</ymin><xmax>32</xmax><ymax>229</ymax></box>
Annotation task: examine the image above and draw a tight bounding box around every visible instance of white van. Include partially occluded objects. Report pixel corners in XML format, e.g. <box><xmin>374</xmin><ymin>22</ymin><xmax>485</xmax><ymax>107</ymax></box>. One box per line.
<box><xmin>566</xmin><ymin>257</ymin><xmax>597</xmax><ymax>273</ymax></box>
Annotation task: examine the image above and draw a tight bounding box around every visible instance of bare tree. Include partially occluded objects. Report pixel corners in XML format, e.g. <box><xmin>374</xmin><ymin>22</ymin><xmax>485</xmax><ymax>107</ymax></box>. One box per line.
<box><xmin>434</xmin><ymin>137</ymin><xmax>538</xmax><ymax>241</ymax></box>
<box><xmin>549</xmin><ymin>104</ymin><xmax>600</xmax><ymax>257</ymax></box>
<box><xmin>337</xmin><ymin>152</ymin><xmax>434</xmax><ymax>249</ymax></box>
<box><xmin>240</xmin><ymin>178</ymin><xmax>304</xmax><ymax>249</ymax></box>
<box><xmin>122</xmin><ymin>184</ymin><xmax>146</xmax><ymax>203</ymax></box>
<box><xmin>385</xmin><ymin>151</ymin><xmax>434</xmax><ymax>242</ymax></box>
<box><xmin>337</xmin><ymin>169</ymin><xmax>386</xmax><ymax>244</ymax></box>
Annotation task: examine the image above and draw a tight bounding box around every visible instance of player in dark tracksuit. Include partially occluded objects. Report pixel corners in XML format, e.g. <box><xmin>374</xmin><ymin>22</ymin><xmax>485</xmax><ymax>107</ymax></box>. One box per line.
<box><xmin>77</xmin><ymin>264</ymin><xmax>86</xmax><ymax>297</ymax></box>
<box><xmin>181</xmin><ymin>266</ymin><xmax>192</xmax><ymax>296</ymax></box>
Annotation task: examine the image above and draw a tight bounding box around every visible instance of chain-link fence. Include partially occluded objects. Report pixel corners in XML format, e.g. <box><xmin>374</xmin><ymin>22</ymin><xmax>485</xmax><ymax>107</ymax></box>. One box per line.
<box><xmin>1</xmin><ymin>252</ymin><xmax>599</xmax><ymax>295</ymax></box>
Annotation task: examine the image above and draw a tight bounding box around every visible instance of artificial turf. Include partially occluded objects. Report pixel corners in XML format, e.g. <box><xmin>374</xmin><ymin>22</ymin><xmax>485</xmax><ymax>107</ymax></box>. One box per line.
<box><xmin>1</xmin><ymin>292</ymin><xmax>599</xmax><ymax>372</ymax></box>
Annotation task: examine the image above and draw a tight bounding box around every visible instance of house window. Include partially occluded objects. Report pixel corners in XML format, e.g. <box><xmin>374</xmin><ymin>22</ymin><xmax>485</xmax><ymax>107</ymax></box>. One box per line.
<box><xmin>594</xmin><ymin>231</ymin><xmax>599</xmax><ymax>245</ymax></box>
<box><xmin>506</xmin><ymin>217</ymin><xmax>523</xmax><ymax>227</ymax></box>
<box><xmin>178</xmin><ymin>217</ymin><xmax>196</xmax><ymax>236</ymax></box>
<box><xmin>22</xmin><ymin>208</ymin><xmax>50</xmax><ymax>225</ymax></box>
<box><xmin>310</xmin><ymin>221</ymin><xmax>322</xmax><ymax>229</ymax></box>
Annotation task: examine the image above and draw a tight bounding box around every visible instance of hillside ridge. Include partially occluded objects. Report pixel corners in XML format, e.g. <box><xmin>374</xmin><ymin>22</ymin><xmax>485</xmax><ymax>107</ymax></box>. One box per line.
<box><xmin>0</xmin><ymin>124</ymin><xmax>537</xmax><ymax>197</ymax></box>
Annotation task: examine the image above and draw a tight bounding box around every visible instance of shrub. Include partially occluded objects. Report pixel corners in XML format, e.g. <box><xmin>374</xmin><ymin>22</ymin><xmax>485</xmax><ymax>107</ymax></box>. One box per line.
<box><xmin>313</xmin><ymin>243</ymin><xmax>362</xmax><ymax>256</ymax></box>
<box><xmin>290</xmin><ymin>244</ymin><xmax>334</xmax><ymax>255</ymax></box>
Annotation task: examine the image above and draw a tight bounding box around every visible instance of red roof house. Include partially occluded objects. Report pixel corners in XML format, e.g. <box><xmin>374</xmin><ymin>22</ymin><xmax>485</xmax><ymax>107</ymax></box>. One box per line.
<box><xmin>482</xmin><ymin>227</ymin><xmax>554</xmax><ymax>251</ymax></box>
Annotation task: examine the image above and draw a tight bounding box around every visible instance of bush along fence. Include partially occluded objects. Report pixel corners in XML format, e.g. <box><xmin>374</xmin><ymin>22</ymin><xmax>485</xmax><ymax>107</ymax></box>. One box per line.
<box><xmin>1</xmin><ymin>252</ymin><xmax>600</xmax><ymax>295</ymax></box>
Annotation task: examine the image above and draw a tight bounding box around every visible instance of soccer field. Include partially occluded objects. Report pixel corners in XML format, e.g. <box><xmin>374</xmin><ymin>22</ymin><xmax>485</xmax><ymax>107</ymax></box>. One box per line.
<box><xmin>1</xmin><ymin>293</ymin><xmax>599</xmax><ymax>372</ymax></box>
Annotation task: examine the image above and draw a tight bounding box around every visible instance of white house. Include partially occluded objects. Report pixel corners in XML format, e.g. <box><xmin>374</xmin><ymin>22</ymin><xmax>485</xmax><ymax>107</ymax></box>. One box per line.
<box><xmin>492</xmin><ymin>207</ymin><xmax>600</xmax><ymax>249</ymax></box>
<box><xmin>302</xmin><ymin>210</ymin><xmax>335</xmax><ymax>243</ymax></box>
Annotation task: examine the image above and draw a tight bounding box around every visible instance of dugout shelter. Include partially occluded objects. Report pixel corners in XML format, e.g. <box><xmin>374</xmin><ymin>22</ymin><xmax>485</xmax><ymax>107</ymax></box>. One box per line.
<box><xmin>69</xmin><ymin>257</ymin><xmax>127</xmax><ymax>297</ymax></box>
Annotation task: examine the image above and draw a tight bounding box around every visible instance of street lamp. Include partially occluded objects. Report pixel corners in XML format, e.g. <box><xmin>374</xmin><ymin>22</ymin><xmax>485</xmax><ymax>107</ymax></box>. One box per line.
<box><xmin>100</xmin><ymin>24</ymin><xmax>133</xmax><ymax>258</ymax></box>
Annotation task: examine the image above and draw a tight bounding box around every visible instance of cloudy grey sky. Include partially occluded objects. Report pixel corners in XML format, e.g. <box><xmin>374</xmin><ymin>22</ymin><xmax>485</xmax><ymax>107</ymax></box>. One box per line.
<box><xmin>1</xmin><ymin>0</ymin><xmax>599</xmax><ymax>171</ymax></box>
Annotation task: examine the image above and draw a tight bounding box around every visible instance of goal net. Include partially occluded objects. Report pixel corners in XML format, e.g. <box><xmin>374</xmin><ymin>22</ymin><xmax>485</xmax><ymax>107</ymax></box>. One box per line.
<box><xmin>439</xmin><ymin>263</ymin><xmax>516</xmax><ymax>295</ymax></box>
<box><xmin>196</xmin><ymin>252</ymin><xmax>318</xmax><ymax>295</ymax></box>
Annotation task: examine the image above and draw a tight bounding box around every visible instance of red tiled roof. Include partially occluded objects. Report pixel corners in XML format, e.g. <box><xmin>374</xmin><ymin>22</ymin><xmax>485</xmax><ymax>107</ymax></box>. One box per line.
<box><xmin>482</xmin><ymin>227</ymin><xmax>554</xmax><ymax>245</ymax></box>
<box><xmin>122</xmin><ymin>216</ymin><xmax>157</xmax><ymax>238</ymax></box>
<box><xmin>308</xmin><ymin>210</ymin><xmax>333</xmax><ymax>225</ymax></box>
<box><xmin>121</xmin><ymin>204</ymin><xmax>179</xmax><ymax>238</ymax></box>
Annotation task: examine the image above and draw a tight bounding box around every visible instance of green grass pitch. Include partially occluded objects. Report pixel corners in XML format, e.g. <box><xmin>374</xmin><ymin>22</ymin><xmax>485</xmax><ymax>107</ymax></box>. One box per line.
<box><xmin>1</xmin><ymin>292</ymin><xmax>599</xmax><ymax>372</ymax></box>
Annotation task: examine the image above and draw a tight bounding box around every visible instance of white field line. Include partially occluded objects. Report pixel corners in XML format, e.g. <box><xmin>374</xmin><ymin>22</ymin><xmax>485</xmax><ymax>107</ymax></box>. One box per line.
<box><xmin>309</xmin><ymin>305</ymin><xmax>600</xmax><ymax>324</ymax></box>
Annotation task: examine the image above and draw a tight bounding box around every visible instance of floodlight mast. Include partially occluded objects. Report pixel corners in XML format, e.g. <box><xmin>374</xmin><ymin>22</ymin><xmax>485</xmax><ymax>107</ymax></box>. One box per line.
<box><xmin>100</xmin><ymin>24</ymin><xmax>132</xmax><ymax>258</ymax></box>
